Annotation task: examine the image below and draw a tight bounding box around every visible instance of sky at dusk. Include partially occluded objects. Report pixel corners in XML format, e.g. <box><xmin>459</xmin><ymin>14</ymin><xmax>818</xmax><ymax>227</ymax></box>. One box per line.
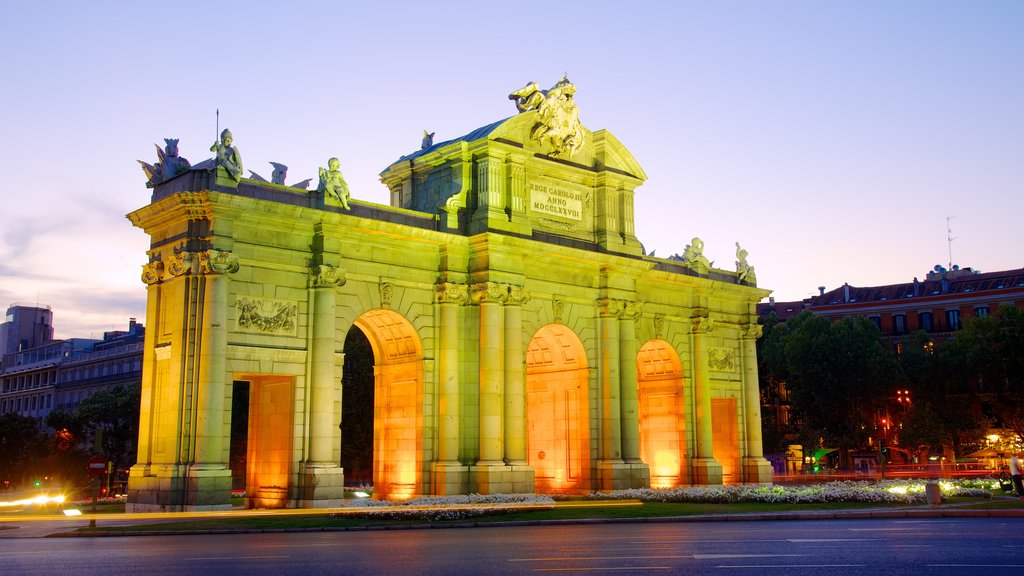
<box><xmin>1</xmin><ymin>1</ymin><xmax>1021</xmax><ymax>339</ymax></box>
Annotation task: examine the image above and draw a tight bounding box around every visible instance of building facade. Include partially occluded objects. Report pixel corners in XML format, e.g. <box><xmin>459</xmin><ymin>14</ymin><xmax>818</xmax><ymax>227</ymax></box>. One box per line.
<box><xmin>0</xmin><ymin>314</ymin><xmax>144</xmax><ymax>421</ymax></box>
<box><xmin>760</xmin><ymin>265</ymin><xmax>1024</xmax><ymax>339</ymax></box>
<box><xmin>126</xmin><ymin>81</ymin><xmax>772</xmax><ymax>511</ymax></box>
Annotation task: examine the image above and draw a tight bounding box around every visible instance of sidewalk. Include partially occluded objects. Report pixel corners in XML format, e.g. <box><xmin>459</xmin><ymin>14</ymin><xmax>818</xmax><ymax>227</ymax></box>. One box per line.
<box><xmin>3</xmin><ymin>497</ymin><xmax>1023</xmax><ymax>539</ymax></box>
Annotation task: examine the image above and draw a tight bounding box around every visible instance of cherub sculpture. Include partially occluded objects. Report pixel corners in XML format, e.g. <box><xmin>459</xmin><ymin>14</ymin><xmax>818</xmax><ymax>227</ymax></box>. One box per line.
<box><xmin>682</xmin><ymin>237</ymin><xmax>711</xmax><ymax>273</ymax></box>
<box><xmin>735</xmin><ymin>242</ymin><xmax>756</xmax><ymax>284</ymax></box>
<box><xmin>317</xmin><ymin>157</ymin><xmax>351</xmax><ymax>210</ymax></box>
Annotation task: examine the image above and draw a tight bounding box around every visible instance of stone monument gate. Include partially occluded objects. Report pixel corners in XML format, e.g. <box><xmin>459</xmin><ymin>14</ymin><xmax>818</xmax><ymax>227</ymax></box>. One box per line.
<box><xmin>126</xmin><ymin>79</ymin><xmax>772</xmax><ymax>511</ymax></box>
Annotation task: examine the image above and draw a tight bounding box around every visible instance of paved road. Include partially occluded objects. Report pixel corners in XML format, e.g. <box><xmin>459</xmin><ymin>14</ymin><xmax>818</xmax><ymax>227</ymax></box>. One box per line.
<box><xmin>3</xmin><ymin>518</ymin><xmax>1023</xmax><ymax>575</ymax></box>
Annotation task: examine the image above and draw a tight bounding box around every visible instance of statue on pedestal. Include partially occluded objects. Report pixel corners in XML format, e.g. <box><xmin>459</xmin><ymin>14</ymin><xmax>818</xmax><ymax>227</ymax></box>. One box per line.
<box><xmin>138</xmin><ymin>138</ymin><xmax>191</xmax><ymax>188</ymax></box>
<box><xmin>210</xmin><ymin>129</ymin><xmax>243</xmax><ymax>182</ymax></box>
<box><xmin>735</xmin><ymin>242</ymin><xmax>757</xmax><ymax>284</ymax></box>
<box><xmin>509</xmin><ymin>76</ymin><xmax>584</xmax><ymax>158</ymax></box>
<box><xmin>318</xmin><ymin>157</ymin><xmax>351</xmax><ymax>210</ymax></box>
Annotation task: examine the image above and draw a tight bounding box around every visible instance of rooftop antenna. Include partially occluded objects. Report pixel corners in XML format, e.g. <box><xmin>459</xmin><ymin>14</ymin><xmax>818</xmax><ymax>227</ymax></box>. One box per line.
<box><xmin>215</xmin><ymin>108</ymin><xmax>219</xmax><ymax>141</ymax></box>
<box><xmin>946</xmin><ymin>216</ymin><xmax>956</xmax><ymax>270</ymax></box>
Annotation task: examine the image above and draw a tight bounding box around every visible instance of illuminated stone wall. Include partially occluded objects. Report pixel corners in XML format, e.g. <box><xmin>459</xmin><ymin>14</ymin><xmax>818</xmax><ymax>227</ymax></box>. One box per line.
<box><xmin>126</xmin><ymin>108</ymin><xmax>771</xmax><ymax>510</ymax></box>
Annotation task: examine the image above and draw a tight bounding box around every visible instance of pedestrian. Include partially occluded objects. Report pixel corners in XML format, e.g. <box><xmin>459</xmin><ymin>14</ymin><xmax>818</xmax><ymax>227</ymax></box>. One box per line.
<box><xmin>1010</xmin><ymin>453</ymin><xmax>1024</xmax><ymax>500</ymax></box>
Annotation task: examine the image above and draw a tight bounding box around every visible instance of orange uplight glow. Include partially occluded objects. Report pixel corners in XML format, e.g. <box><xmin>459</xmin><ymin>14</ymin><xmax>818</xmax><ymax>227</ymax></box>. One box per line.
<box><xmin>527</xmin><ymin>325</ymin><xmax>590</xmax><ymax>494</ymax></box>
<box><xmin>637</xmin><ymin>340</ymin><xmax>686</xmax><ymax>488</ymax></box>
<box><xmin>357</xmin><ymin>310</ymin><xmax>424</xmax><ymax>501</ymax></box>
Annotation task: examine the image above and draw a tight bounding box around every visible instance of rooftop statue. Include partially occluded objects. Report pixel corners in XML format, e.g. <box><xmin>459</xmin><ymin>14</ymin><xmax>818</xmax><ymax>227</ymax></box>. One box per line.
<box><xmin>318</xmin><ymin>157</ymin><xmax>351</xmax><ymax>210</ymax></box>
<box><xmin>735</xmin><ymin>242</ymin><xmax>756</xmax><ymax>284</ymax></box>
<box><xmin>508</xmin><ymin>76</ymin><xmax>584</xmax><ymax>158</ymax></box>
<box><xmin>270</xmin><ymin>162</ymin><xmax>288</xmax><ymax>185</ymax></box>
<box><xmin>210</xmin><ymin>129</ymin><xmax>243</xmax><ymax>182</ymax></box>
<box><xmin>421</xmin><ymin>130</ymin><xmax>435</xmax><ymax>150</ymax></box>
<box><xmin>137</xmin><ymin>138</ymin><xmax>191</xmax><ymax>188</ymax></box>
<box><xmin>248</xmin><ymin>162</ymin><xmax>312</xmax><ymax>189</ymax></box>
<box><xmin>673</xmin><ymin>237</ymin><xmax>711</xmax><ymax>274</ymax></box>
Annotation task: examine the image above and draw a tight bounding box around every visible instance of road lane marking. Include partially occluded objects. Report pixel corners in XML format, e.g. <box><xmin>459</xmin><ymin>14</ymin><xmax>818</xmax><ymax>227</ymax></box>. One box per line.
<box><xmin>928</xmin><ymin>564</ymin><xmax>1024</xmax><ymax>568</ymax></box>
<box><xmin>630</xmin><ymin>539</ymin><xmax>790</xmax><ymax>544</ymax></box>
<box><xmin>695</xmin><ymin>555</ymin><xmax>807</xmax><ymax>559</ymax></box>
<box><xmin>534</xmin><ymin>568</ymin><xmax>672</xmax><ymax>572</ymax></box>
<box><xmin>510</xmin><ymin>556</ymin><xmax>691</xmax><ymax>562</ymax></box>
<box><xmin>847</xmin><ymin>527</ymin><xmax>916</xmax><ymax>531</ymax></box>
<box><xmin>185</xmin><ymin>555</ymin><xmax>288</xmax><ymax>560</ymax></box>
<box><xmin>787</xmin><ymin>538</ymin><xmax>879</xmax><ymax>543</ymax></box>
<box><xmin>560</xmin><ymin>547</ymin><xmax>676</xmax><ymax>552</ymax></box>
<box><xmin>716</xmin><ymin>561</ymin><xmax>868</xmax><ymax>565</ymax></box>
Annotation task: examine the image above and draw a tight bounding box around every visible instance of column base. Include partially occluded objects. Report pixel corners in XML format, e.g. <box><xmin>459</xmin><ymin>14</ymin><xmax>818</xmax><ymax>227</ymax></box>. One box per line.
<box><xmin>126</xmin><ymin>463</ymin><xmax>232</xmax><ymax>512</ymax></box>
<box><xmin>690</xmin><ymin>457</ymin><xmax>724</xmax><ymax>486</ymax></box>
<box><xmin>297</xmin><ymin>465</ymin><xmax>345</xmax><ymax>508</ymax></box>
<box><xmin>742</xmin><ymin>457</ymin><xmax>775</xmax><ymax>485</ymax></box>
<box><xmin>597</xmin><ymin>460</ymin><xmax>651</xmax><ymax>491</ymax></box>
<box><xmin>470</xmin><ymin>463</ymin><xmax>536</xmax><ymax>494</ymax></box>
<box><xmin>431</xmin><ymin>462</ymin><xmax>470</xmax><ymax>496</ymax></box>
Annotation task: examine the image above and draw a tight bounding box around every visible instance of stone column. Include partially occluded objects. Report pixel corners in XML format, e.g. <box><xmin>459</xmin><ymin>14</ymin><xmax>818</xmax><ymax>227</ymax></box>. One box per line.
<box><xmin>432</xmin><ymin>282</ymin><xmax>470</xmax><ymax>495</ymax></box>
<box><xmin>194</xmin><ymin>250</ymin><xmax>237</xmax><ymax>468</ymax></box>
<box><xmin>619</xmin><ymin>302</ymin><xmax>641</xmax><ymax>463</ymax></box>
<box><xmin>309</xmin><ymin>265</ymin><xmax>345</xmax><ymax>465</ymax></box>
<box><xmin>183</xmin><ymin>250</ymin><xmax>237</xmax><ymax>508</ymax></box>
<box><xmin>598</xmin><ymin>299</ymin><xmax>623</xmax><ymax>464</ymax></box>
<box><xmin>300</xmin><ymin>264</ymin><xmax>347</xmax><ymax>506</ymax></box>
<box><xmin>473</xmin><ymin>282</ymin><xmax>507</xmax><ymax>466</ymax></box>
<box><xmin>133</xmin><ymin>262</ymin><xmax>163</xmax><ymax>473</ymax></box>
<box><xmin>436</xmin><ymin>283</ymin><xmax>468</xmax><ymax>464</ymax></box>
<box><xmin>470</xmin><ymin>157</ymin><xmax>506</xmax><ymax>234</ymax></box>
<box><xmin>690</xmin><ymin>312</ymin><xmax>723</xmax><ymax>485</ymax></box>
<box><xmin>740</xmin><ymin>323</ymin><xmax>773</xmax><ymax>483</ymax></box>
<box><xmin>504</xmin><ymin>286</ymin><xmax>529</xmax><ymax>466</ymax></box>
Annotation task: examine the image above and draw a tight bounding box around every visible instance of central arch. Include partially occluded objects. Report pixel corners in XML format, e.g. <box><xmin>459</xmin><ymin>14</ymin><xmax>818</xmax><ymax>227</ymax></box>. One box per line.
<box><xmin>526</xmin><ymin>324</ymin><xmax>590</xmax><ymax>494</ymax></box>
<box><xmin>351</xmin><ymin>309</ymin><xmax>424</xmax><ymax>500</ymax></box>
<box><xmin>637</xmin><ymin>339</ymin><xmax>687</xmax><ymax>488</ymax></box>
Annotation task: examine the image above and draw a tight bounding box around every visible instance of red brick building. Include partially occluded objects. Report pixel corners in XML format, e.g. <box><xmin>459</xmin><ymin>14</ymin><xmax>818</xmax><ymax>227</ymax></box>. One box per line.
<box><xmin>759</xmin><ymin>265</ymin><xmax>1024</xmax><ymax>339</ymax></box>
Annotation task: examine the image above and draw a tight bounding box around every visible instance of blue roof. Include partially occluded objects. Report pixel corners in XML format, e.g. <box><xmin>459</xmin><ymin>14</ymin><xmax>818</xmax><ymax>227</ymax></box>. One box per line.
<box><xmin>382</xmin><ymin>117</ymin><xmax>513</xmax><ymax>171</ymax></box>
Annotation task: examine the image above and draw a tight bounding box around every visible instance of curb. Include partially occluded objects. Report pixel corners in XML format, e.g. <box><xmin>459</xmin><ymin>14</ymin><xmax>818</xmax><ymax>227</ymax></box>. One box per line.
<box><xmin>44</xmin><ymin>507</ymin><xmax>1024</xmax><ymax>538</ymax></box>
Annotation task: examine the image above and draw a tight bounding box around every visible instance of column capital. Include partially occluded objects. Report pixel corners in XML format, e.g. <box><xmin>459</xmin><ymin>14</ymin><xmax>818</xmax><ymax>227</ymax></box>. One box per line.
<box><xmin>141</xmin><ymin>261</ymin><xmax>163</xmax><ymax>285</ymax></box>
<box><xmin>200</xmin><ymin>249</ymin><xmax>239</xmax><ymax>275</ymax></box>
<box><xmin>691</xmin><ymin>314</ymin><xmax>715</xmax><ymax>335</ymax></box>
<box><xmin>310</xmin><ymin>264</ymin><xmax>347</xmax><ymax>289</ymax></box>
<box><xmin>165</xmin><ymin>251</ymin><xmax>194</xmax><ymax>279</ymax></box>
<box><xmin>506</xmin><ymin>285</ymin><xmax>531</xmax><ymax>306</ymax></box>
<box><xmin>621</xmin><ymin>300</ymin><xmax>642</xmax><ymax>320</ymax></box>
<box><xmin>741</xmin><ymin>323</ymin><xmax>763</xmax><ymax>340</ymax></box>
<box><xmin>436</xmin><ymin>282</ymin><xmax>470</xmax><ymax>305</ymax></box>
<box><xmin>470</xmin><ymin>281</ymin><xmax>510</xmax><ymax>304</ymax></box>
<box><xmin>598</xmin><ymin>298</ymin><xmax>641</xmax><ymax>319</ymax></box>
<box><xmin>597</xmin><ymin>298</ymin><xmax>625</xmax><ymax>318</ymax></box>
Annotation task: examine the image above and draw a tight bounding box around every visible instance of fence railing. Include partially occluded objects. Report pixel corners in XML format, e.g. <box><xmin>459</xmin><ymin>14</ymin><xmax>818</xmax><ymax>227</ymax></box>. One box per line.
<box><xmin>773</xmin><ymin>462</ymin><xmax>1004</xmax><ymax>483</ymax></box>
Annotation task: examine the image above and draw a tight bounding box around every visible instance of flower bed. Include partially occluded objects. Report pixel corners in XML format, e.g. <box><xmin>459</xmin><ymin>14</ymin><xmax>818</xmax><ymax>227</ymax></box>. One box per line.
<box><xmin>334</xmin><ymin>493</ymin><xmax>556</xmax><ymax>521</ymax></box>
<box><xmin>582</xmin><ymin>479</ymin><xmax>993</xmax><ymax>505</ymax></box>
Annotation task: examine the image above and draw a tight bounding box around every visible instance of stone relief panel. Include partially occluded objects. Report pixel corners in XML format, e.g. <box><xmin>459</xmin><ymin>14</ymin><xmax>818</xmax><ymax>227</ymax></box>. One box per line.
<box><xmin>236</xmin><ymin>296</ymin><xmax>298</xmax><ymax>336</ymax></box>
<box><xmin>707</xmin><ymin>346</ymin><xmax>738</xmax><ymax>372</ymax></box>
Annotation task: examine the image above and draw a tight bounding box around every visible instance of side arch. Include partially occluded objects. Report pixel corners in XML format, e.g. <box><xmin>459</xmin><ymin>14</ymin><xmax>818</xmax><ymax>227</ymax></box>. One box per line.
<box><xmin>637</xmin><ymin>339</ymin><xmax>688</xmax><ymax>488</ymax></box>
<box><xmin>351</xmin><ymin>309</ymin><xmax>424</xmax><ymax>500</ymax></box>
<box><xmin>526</xmin><ymin>324</ymin><xmax>590</xmax><ymax>494</ymax></box>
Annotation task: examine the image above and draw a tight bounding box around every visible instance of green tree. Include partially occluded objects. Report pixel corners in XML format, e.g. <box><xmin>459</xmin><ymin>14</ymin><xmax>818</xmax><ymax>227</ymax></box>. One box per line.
<box><xmin>942</xmin><ymin>305</ymin><xmax>1024</xmax><ymax>446</ymax></box>
<box><xmin>0</xmin><ymin>413</ymin><xmax>48</xmax><ymax>489</ymax></box>
<box><xmin>75</xmin><ymin>384</ymin><xmax>141</xmax><ymax>474</ymax></box>
<box><xmin>756</xmin><ymin>313</ymin><xmax>795</xmax><ymax>454</ymax></box>
<box><xmin>766</xmin><ymin>312</ymin><xmax>897</xmax><ymax>467</ymax></box>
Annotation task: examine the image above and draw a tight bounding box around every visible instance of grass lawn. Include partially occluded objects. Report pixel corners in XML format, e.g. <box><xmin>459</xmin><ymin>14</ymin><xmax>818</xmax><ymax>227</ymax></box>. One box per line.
<box><xmin>75</xmin><ymin>498</ymin><xmax>990</xmax><ymax>534</ymax></box>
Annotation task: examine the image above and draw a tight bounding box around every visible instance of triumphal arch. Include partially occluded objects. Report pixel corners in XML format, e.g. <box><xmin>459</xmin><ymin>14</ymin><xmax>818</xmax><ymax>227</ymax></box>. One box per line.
<box><xmin>126</xmin><ymin>78</ymin><xmax>772</xmax><ymax>511</ymax></box>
